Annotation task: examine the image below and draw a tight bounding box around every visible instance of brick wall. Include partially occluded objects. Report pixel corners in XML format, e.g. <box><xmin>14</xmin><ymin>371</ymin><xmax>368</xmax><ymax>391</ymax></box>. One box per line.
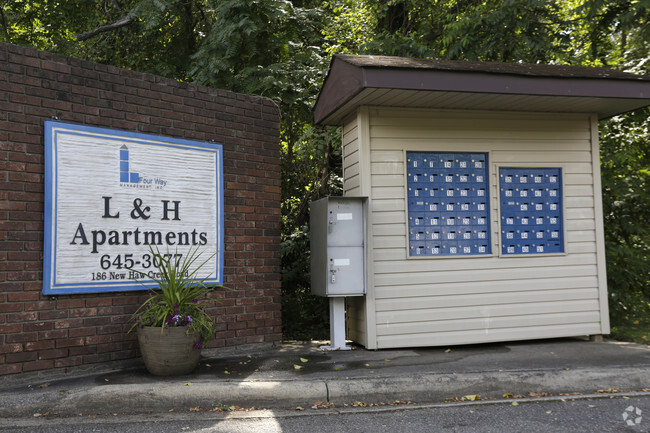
<box><xmin>0</xmin><ymin>43</ymin><xmax>282</xmax><ymax>377</ymax></box>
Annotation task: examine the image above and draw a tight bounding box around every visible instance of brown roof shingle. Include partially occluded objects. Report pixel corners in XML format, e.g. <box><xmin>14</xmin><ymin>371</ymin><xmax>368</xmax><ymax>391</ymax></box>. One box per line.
<box><xmin>314</xmin><ymin>55</ymin><xmax>650</xmax><ymax>124</ymax></box>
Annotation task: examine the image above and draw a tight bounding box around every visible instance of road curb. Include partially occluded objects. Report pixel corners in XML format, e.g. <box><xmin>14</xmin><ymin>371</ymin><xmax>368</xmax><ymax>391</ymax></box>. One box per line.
<box><xmin>2</xmin><ymin>366</ymin><xmax>648</xmax><ymax>419</ymax></box>
<box><xmin>326</xmin><ymin>366</ymin><xmax>650</xmax><ymax>404</ymax></box>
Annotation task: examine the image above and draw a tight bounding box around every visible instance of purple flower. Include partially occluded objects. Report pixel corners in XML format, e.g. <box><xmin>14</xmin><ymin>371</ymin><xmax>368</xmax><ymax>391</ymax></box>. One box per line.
<box><xmin>193</xmin><ymin>341</ymin><xmax>202</xmax><ymax>350</ymax></box>
<box><xmin>173</xmin><ymin>304</ymin><xmax>180</xmax><ymax>309</ymax></box>
<box><xmin>181</xmin><ymin>315</ymin><xmax>193</xmax><ymax>327</ymax></box>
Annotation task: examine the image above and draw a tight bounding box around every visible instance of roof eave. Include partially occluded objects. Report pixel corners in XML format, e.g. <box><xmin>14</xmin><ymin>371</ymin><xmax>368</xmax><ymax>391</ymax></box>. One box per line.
<box><xmin>314</xmin><ymin>56</ymin><xmax>650</xmax><ymax>125</ymax></box>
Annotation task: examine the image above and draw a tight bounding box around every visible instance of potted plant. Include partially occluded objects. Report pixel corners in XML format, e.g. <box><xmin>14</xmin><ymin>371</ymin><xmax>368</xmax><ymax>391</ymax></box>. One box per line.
<box><xmin>129</xmin><ymin>247</ymin><xmax>217</xmax><ymax>376</ymax></box>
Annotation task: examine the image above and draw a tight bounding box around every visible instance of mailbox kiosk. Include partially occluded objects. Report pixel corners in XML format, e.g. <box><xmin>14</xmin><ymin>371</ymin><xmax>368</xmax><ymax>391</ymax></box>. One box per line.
<box><xmin>311</xmin><ymin>196</ymin><xmax>367</xmax><ymax>350</ymax></box>
<box><xmin>312</xmin><ymin>54</ymin><xmax>650</xmax><ymax>350</ymax></box>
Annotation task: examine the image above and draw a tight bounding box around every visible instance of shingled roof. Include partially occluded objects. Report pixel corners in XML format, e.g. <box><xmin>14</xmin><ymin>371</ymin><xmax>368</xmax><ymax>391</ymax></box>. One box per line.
<box><xmin>314</xmin><ymin>54</ymin><xmax>650</xmax><ymax>125</ymax></box>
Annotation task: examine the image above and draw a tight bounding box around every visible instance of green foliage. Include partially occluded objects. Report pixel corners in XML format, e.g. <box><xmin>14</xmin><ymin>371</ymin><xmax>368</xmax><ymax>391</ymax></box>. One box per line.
<box><xmin>609</xmin><ymin>313</ymin><xmax>650</xmax><ymax>345</ymax></box>
<box><xmin>189</xmin><ymin>0</ymin><xmax>326</xmax><ymax>106</ymax></box>
<box><xmin>600</xmin><ymin>108</ymin><xmax>650</xmax><ymax>322</ymax></box>
<box><xmin>281</xmin><ymin>227</ymin><xmax>330</xmax><ymax>339</ymax></box>
<box><xmin>0</xmin><ymin>0</ymin><xmax>94</xmax><ymax>49</ymax></box>
<box><xmin>8</xmin><ymin>0</ymin><xmax>650</xmax><ymax>340</ymax></box>
<box><xmin>575</xmin><ymin>0</ymin><xmax>650</xmax><ymax>68</ymax></box>
<box><xmin>439</xmin><ymin>0</ymin><xmax>566</xmax><ymax>62</ymax></box>
<box><xmin>281</xmin><ymin>125</ymin><xmax>342</xmax><ymax>340</ymax></box>
<box><xmin>129</xmin><ymin>247</ymin><xmax>218</xmax><ymax>345</ymax></box>
<box><xmin>323</xmin><ymin>0</ymin><xmax>570</xmax><ymax>62</ymax></box>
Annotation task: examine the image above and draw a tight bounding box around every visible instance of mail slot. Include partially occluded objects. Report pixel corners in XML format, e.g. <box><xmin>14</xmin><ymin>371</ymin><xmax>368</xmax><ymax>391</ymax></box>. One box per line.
<box><xmin>406</xmin><ymin>151</ymin><xmax>491</xmax><ymax>257</ymax></box>
<box><xmin>499</xmin><ymin>167</ymin><xmax>564</xmax><ymax>255</ymax></box>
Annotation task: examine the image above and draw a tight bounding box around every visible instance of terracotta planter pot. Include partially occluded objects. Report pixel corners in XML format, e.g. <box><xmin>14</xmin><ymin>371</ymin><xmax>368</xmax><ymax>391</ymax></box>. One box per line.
<box><xmin>136</xmin><ymin>326</ymin><xmax>201</xmax><ymax>376</ymax></box>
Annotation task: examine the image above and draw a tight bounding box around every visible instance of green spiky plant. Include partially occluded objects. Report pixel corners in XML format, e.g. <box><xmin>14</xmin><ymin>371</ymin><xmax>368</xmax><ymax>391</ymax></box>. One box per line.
<box><xmin>129</xmin><ymin>246</ymin><xmax>218</xmax><ymax>348</ymax></box>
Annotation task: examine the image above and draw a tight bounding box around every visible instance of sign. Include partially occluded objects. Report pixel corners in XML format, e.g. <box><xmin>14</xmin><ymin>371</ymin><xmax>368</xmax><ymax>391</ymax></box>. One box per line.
<box><xmin>43</xmin><ymin>121</ymin><xmax>224</xmax><ymax>294</ymax></box>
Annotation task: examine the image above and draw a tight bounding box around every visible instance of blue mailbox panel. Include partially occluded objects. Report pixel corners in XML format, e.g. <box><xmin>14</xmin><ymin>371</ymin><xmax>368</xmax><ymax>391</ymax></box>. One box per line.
<box><xmin>407</xmin><ymin>152</ymin><xmax>490</xmax><ymax>257</ymax></box>
<box><xmin>499</xmin><ymin>167</ymin><xmax>564</xmax><ymax>255</ymax></box>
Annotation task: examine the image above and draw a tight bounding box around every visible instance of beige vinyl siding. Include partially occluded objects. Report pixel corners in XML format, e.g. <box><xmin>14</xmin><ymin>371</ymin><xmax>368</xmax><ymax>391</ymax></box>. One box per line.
<box><xmin>342</xmin><ymin>115</ymin><xmax>360</xmax><ymax>196</ymax></box>
<box><xmin>362</xmin><ymin>107</ymin><xmax>607</xmax><ymax>349</ymax></box>
<box><xmin>340</xmin><ymin>112</ymin><xmax>370</xmax><ymax>346</ymax></box>
<box><xmin>346</xmin><ymin>296</ymin><xmax>367</xmax><ymax>346</ymax></box>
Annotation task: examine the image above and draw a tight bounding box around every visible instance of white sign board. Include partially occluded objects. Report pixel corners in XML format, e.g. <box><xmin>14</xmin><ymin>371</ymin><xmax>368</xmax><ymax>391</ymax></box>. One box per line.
<box><xmin>43</xmin><ymin>121</ymin><xmax>224</xmax><ymax>294</ymax></box>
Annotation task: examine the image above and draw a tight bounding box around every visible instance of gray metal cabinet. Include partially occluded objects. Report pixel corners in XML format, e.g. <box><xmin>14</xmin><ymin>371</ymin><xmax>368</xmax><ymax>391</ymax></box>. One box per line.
<box><xmin>310</xmin><ymin>196</ymin><xmax>367</xmax><ymax>297</ymax></box>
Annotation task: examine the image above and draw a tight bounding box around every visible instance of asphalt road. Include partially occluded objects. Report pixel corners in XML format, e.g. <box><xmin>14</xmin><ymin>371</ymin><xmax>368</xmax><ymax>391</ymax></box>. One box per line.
<box><xmin>2</xmin><ymin>394</ymin><xmax>648</xmax><ymax>433</ymax></box>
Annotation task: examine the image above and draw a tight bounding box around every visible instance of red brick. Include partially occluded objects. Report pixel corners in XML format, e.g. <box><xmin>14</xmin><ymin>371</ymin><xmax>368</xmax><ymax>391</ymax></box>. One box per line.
<box><xmin>68</xmin><ymin>345</ymin><xmax>96</xmax><ymax>357</ymax></box>
<box><xmin>24</xmin><ymin>340</ymin><xmax>55</xmax><ymax>351</ymax></box>
<box><xmin>38</xmin><ymin>310</ymin><xmax>68</xmax><ymax>320</ymax></box>
<box><xmin>84</xmin><ymin>335</ymin><xmax>114</xmax><ymax>345</ymax></box>
<box><xmin>82</xmin><ymin>317</ymin><xmax>110</xmax><ymax>327</ymax></box>
<box><xmin>55</xmin><ymin>318</ymin><xmax>84</xmax><ymax>329</ymax></box>
<box><xmin>0</xmin><ymin>343</ymin><xmax>23</xmax><ymax>354</ymax></box>
<box><xmin>56</xmin><ymin>299</ymin><xmax>85</xmax><ymax>309</ymax></box>
<box><xmin>23</xmin><ymin>321</ymin><xmax>53</xmax><ymax>332</ymax></box>
<box><xmin>55</xmin><ymin>337</ymin><xmax>85</xmax><ymax>348</ymax></box>
<box><xmin>68</xmin><ymin>327</ymin><xmax>96</xmax><ymax>338</ymax></box>
<box><xmin>69</xmin><ymin>308</ymin><xmax>98</xmax><ymax>318</ymax></box>
<box><xmin>85</xmin><ymin>298</ymin><xmax>113</xmax><ymax>307</ymax></box>
<box><xmin>0</xmin><ymin>200</ymin><xmax>25</xmax><ymax>211</ymax></box>
<box><xmin>246</xmin><ymin>335</ymin><xmax>265</xmax><ymax>344</ymax></box>
<box><xmin>24</xmin><ymin>301</ymin><xmax>55</xmax><ymax>311</ymax></box>
<box><xmin>97</xmin><ymin>324</ymin><xmax>123</xmax><ymax>334</ymax></box>
<box><xmin>7</xmin><ymin>292</ymin><xmax>39</xmax><ymax>302</ymax></box>
<box><xmin>97</xmin><ymin>342</ymin><xmax>125</xmax><ymax>354</ymax></box>
<box><xmin>6</xmin><ymin>271</ymin><xmax>40</xmax><ymax>281</ymax></box>
<box><xmin>38</xmin><ymin>329</ymin><xmax>68</xmax><ymax>340</ymax></box>
<box><xmin>0</xmin><ymin>303</ymin><xmax>23</xmax><ymax>313</ymax></box>
<box><xmin>38</xmin><ymin>348</ymin><xmax>68</xmax><ymax>359</ymax></box>
<box><xmin>97</xmin><ymin>306</ymin><xmax>124</xmax><ymax>315</ymax></box>
<box><xmin>0</xmin><ymin>42</ymin><xmax>281</xmax><ymax>377</ymax></box>
<box><xmin>22</xmin><ymin>359</ymin><xmax>54</xmax><ymax>372</ymax></box>
<box><xmin>55</xmin><ymin>356</ymin><xmax>83</xmax><ymax>368</ymax></box>
<box><xmin>228</xmin><ymin>321</ymin><xmax>247</xmax><ymax>330</ymax></box>
<box><xmin>7</xmin><ymin>311</ymin><xmax>38</xmax><ymax>322</ymax></box>
<box><xmin>6</xmin><ymin>332</ymin><xmax>38</xmax><ymax>343</ymax></box>
<box><xmin>0</xmin><ymin>364</ymin><xmax>22</xmax><ymax>375</ymax></box>
<box><xmin>112</xmin><ymin>295</ymin><xmax>142</xmax><ymax>306</ymax></box>
<box><xmin>6</xmin><ymin>351</ymin><xmax>37</xmax><ymax>363</ymax></box>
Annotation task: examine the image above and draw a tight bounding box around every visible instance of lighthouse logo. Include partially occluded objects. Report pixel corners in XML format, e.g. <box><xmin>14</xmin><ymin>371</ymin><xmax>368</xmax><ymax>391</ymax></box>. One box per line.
<box><xmin>118</xmin><ymin>144</ymin><xmax>167</xmax><ymax>189</ymax></box>
<box><xmin>119</xmin><ymin>144</ymin><xmax>140</xmax><ymax>183</ymax></box>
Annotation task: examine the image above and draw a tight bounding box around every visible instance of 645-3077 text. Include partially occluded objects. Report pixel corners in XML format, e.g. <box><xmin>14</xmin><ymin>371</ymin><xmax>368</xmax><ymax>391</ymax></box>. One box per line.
<box><xmin>97</xmin><ymin>253</ymin><xmax>182</xmax><ymax>271</ymax></box>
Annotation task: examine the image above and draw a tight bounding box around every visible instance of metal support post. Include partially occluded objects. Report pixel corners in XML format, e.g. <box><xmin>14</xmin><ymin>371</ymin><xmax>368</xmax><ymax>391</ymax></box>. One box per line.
<box><xmin>320</xmin><ymin>297</ymin><xmax>351</xmax><ymax>351</ymax></box>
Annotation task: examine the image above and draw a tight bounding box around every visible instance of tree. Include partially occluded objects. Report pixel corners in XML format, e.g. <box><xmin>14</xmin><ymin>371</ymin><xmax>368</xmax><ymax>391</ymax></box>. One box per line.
<box><xmin>600</xmin><ymin>109</ymin><xmax>650</xmax><ymax>322</ymax></box>
<box><xmin>321</xmin><ymin>0</ymin><xmax>650</xmax><ymax>323</ymax></box>
<box><xmin>5</xmin><ymin>0</ymin><xmax>649</xmax><ymax>337</ymax></box>
<box><xmin>575</xmin><ymin>0</ymin><xmax>650</xmax><ymax>321</ymax></box>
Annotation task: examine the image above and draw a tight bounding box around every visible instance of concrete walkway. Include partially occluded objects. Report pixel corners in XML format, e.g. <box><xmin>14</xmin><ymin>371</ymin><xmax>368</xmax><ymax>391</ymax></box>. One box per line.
<box><xmin>1</xmin><ymin>338</ymin><xmax>649</xmax><ymax>419</ymax></box>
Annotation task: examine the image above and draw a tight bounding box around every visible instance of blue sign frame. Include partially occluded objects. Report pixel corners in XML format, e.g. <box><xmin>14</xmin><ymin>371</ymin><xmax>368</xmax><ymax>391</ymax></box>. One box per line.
<box><xmin>43</xmin><ymin>121</ymin><xmax>224</xmax><ymax>294</ymax></box>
